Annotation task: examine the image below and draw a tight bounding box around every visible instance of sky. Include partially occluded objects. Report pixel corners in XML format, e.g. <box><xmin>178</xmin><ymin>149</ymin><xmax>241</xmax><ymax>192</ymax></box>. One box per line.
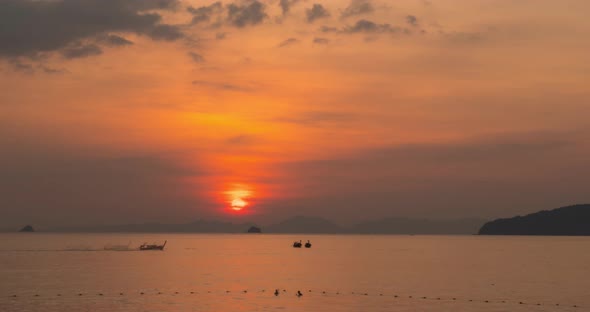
<box><xmin>1</xmin><ymin>0</ymin><xmax>589</xmax><ymax>228</ymax></box>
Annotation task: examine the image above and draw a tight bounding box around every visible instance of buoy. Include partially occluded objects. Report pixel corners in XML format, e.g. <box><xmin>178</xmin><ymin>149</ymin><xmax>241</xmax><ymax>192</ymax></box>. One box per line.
<box><xmin>174</xmin><ymin>292</ymin><xmax>178</xmax><ymax>294</ymax></box>
<box><xmin>34</xmin><ymin>294</ymin><xmax>39</xmax><ymax>297</ymax></box>
<box><xmin>78</xmin><ymin>293</ymin><xmax>83</xmax><ymax>296</ymax></box>
<box><xmin>98</xmin><ymin>293</ymin><xmax>103</xmax><ymax>296</ymax></box>
<box><xmin>243</xmin><ymin>290</ymin><xmax>247</xmax><ymax>293</ymax></box>
<box><xmin>190</xmin><ymin>292</ymin><xmax>194</xmax><ymax>294</ymax></box>
<box><xmin>519</xmin><ymin>302</ymin><xmax>523</xmax><ymax>304</ymax></box>
<box><xmin>297</xmin><ymin>291</ymin><xmax>303</xmax><ymax>297</ymax></box>
<box><xmin>274</xmin><ymin>289</ymin><xmax>279</xmax><ymax>296</ymax></box>
<box><xmin>140</xmin><ymin>292</ymin><xmax>144</xmax><ymax>295</ymax></box>
<box><xmin>57</xmin><ymin>294</ymin><xmax>61</xmax><ymax>296</ymax></box>
<box><xmin>120</xmin><ymin>293</ymin><xmax>124</xmax><ymax>295</ymax></box>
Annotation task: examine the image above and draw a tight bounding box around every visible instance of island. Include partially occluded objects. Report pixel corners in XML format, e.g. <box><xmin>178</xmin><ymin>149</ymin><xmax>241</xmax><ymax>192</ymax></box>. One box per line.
<box><xmin>479</xmin><ymin>204</ymin><xmax>590</xmax><ymax>235</ymax></box>
<box><xmin>19</xmin><ymin>225</ymin><xmax>35</xmax><ymax>232</ymax></box>
<box><xmin>247</xmin><ymin>226</ymin><xmax>262</xmax><ymax>233</ymax></box>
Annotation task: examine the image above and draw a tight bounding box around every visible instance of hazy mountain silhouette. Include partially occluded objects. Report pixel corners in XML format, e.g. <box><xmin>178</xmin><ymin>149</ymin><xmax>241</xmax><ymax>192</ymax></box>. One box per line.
<box><xmin>45</xmin><ymin>215</ymin><xmax>486</xmax><ymax>234</ymax></box>
<box><xmin>50</xmin><ymin>220</ymin><xmax>257</xmax><ymax>233</ymax></box>
<box><xmin>352</xmin><ymin>217</ymin><xmax>484</xmax><ymax>234</ymax></box>
<box><xmin>479</xmin><ymin>204</ymin><xmax>590</xmax><ymax>235</ymax></box>
<box><xmin>19</xmin><ymin>225</ymin><xmax>35</xmax><ymax>232</ymax></box>
<box><xmin>265</xmin><ymin>216</ymin><xmax>344</xmax><ymax>234</ymax></box>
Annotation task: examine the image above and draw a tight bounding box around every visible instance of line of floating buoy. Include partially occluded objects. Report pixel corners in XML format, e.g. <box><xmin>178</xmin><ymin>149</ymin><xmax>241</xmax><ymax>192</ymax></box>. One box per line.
<box><xmin>7</xmin><ymin>290</ymin><xmax>582</xmax><ymax>308</ymax></box>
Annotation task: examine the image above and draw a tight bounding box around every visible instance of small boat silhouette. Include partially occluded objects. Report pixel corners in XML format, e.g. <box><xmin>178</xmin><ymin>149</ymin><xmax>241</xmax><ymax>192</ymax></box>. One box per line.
<box><xmin>304</xmin><ymin>240</ymin><xmax>312</xmax><ymax>248</ymax></box>
<box><xmin>293</xmin><ymin>240</ymin><xmax>302</xmax><ymax>248</ymax></box>
<box><xmin>139</xmin><ymin>240</ymin><xmax>167</xmax><ymax>251</ymax></box>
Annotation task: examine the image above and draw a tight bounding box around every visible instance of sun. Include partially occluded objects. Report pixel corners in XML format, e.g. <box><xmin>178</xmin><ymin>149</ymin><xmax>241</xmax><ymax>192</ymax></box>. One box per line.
<box><xmin>231</xmin><ymin>198</ymin><xmax>247</xmax><ymax>211</ymax></box>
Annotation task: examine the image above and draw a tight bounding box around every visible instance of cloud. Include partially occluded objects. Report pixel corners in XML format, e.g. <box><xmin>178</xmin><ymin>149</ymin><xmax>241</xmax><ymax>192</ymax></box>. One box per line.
<box><xmin>9</xmin><ymin>59</ymin><xmax>35</xmax><ymax>74</ymax></box>
<box><xmin>188</xmin><ymin>52</ymin><xmax>205</xmax><ymax>63</ymax></box>
<box><xmin>227</xmin><ymin>1</ymin><xmax>268</xmax><ymax>27</ymax></box>
<box><xmin>187</xmin><ymin>1</ymin><xmax>223</xmax><ymax>25</ymax></box>
<box><xmin>279</xmin><ymin>0</ymin><xmax>300</xmax><ymax>16</ymax></box>
<box><xmin>343</xmin><ymin>19</ymin><xmax>402</xmax><ymax>34</ymax></box>
<box><xmin>192</xmin><ymin>80</ymin><xmax>252</xmax><ymax>92</ymax></box>
<box><xmin>313</xmin><ymin>37</ymin><xmax>330</xmax><ymax>44</ymax></box>
<box><xmin>0</xmin><ymin>0</ymin><xmax>184</xmax><ymax>58</ymax></box>
<box><xmin>306</xmin><ymin>4</ymin><xmax>330</xmax><ymax>23</ymax></box>
<box><xmin>98</xmin><ymin>35</ymin><xmax>134</xmax><ymax>47</ymax></box>
<box><xmin>216</xmin><ymin>32</ymin><xmax>227</xmax><ymax>40</ymax></box>
<box><xmin>61</xmin><ymin>43</ymin><xmax>103</xmax><ymax>59</ymax></box>
<box><xmin>0</xmin><ymin>149</ymin><xmax>208</xmax><ymax>227</ymax></box>
<box><xmin>340</xmin><ymin>0</ymin><xmax>374</xmax><ymax>19</ymax></box>
<box><xmin>148</xmin><ymin>24</ymin><xmax>185</xmax><ymax>41</ymax></box>
<box><xmin>319</xmin><ymin>26</ymin><xmax>339</xmax><ymax>33</ymax></box>
<box><xmin>271</xmin><ymin>131</ymin><xmax>587</xmax><ymax>220</ymax></box>
<box><xmin>406</xmin><ymin>15</ymin><xmax>418</xmax><ymax>27</ymax></box>
<box><xmin>278</xmin><ymin>38</ymin><xmax>299</xmax><ymax>48</ymax></box>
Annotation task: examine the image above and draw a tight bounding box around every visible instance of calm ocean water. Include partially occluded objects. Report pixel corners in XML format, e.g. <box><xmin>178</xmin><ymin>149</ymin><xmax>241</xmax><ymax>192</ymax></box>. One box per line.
<box><xmin>1</xmin><ymin>234</ymin><xmax>588</xmax><ymax>311</ymax></box>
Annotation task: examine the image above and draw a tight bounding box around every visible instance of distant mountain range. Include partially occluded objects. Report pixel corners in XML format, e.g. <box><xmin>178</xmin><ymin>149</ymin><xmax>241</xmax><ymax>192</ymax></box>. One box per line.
<box><xmin>13</xmin><ymin>204</ymin><xmax>589</xmax><ymax>235</ymax></box>
<box><xmin>479</xmin><ymin>204</ymin><xmax>590</xmax><ymax>235</ymax></box>
<box><xmin>35</xmin><ymin>215</ymin><xmax>485</xmax><ymax>234</ymax></box>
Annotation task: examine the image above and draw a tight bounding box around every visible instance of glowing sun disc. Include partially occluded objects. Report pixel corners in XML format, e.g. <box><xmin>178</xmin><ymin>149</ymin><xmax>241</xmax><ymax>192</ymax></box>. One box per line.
<box><xmin>231</xmin><ymin>198</ymin><xmax>247</xmax><ymax>211</ymax></box>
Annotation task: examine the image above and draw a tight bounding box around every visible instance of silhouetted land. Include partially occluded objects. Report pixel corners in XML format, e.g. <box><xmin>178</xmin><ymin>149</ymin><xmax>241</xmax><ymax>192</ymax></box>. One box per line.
<box><xmin>479</xmin><ymin>204</ymin><xmax>590</xmax><ymax>235</ymax></box>
<box><xmin>19</xmin><ymin>225</ymin><xmax>35</xmax><ymax>232</ymax></box>
<box><xmin>42</xmin><ymin>216</ymin><xmax>485</xmax><ymax>234</ymax></box>
<box><xmin>247</xmin><ymin>226</ymin><xmax>262</xmax><ymax>233</ymax></box>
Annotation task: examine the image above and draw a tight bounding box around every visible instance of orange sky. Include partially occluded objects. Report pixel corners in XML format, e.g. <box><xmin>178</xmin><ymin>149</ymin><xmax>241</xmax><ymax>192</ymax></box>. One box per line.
<box><xmin>1</xmin><ymin>0</ymin><xmax>589</xmax><ymax>227</ymax></box>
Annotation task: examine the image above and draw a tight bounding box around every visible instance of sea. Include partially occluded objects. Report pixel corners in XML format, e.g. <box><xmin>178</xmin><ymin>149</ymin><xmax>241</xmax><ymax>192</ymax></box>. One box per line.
<box><xmin>1</xmin><ymin>234</ymin><xmax>588</xmax><ymax>312</ymax></box>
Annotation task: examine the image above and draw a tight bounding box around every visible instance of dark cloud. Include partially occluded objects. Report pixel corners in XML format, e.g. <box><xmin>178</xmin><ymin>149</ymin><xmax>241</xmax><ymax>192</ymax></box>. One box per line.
<box><xmin>406</xmin><ymin>15</ymin><xmax>418</xmax><ymax>27</ymax></box>
<box><xmin>0</xmin><ymin>0</ymin><xmax>183</xmax><ymax>58</ymax></box>
<box><xmin>313</xmin><ymin>37</ymin><xmax>330</xmax><ymax>44</ymax></box>
<box><xmin>278</xmin><ymin>38</ymin><xmax>299</xmax><ymax>48</ymax></box>
<box><xmin>227</xmin><ymin>1</ymin><xmax>267</xmax><ymax>27</ymax></box>
<box><xmin>340</xmin><ymin>0</ymin><xmax>374</xmax><ymax>19</ymax></box>
<box><xmin>187</xmin><ymin>1</ymin><xmax>223</xmax><ymax>25</ymax></box>
<box><xmin>279</xmin><ymin>0</ymin><xmax>300</xmax><ymax>16</ymax></box>
<box><xmin>216</xmin><ymin>32</ymin><xmax>227</xmax><ymax>40</ymax></box>
<box><xmin>9</xmin><ymin>59</ymin><xmax>35</xmax><ymax>74</ymax></box>
<box><xmin>61</xmin><ymin>43</ymin><xmax>103</xmax><ymax>59</ymax></box>
<box><xmin>188</xmin><ymin>52</ymin><xmax>205</xmax><ymax>63</ymax></box>
<box><xmin>343</xmin><ymin>19</ymin><xmax>402</xmax><ymax>34</ymax></box>
<box><xmin>192</xmin><ymin>80</ymin><xmax>252</xmax><ymax>92</ymax></box>
<box><xmin>98</xmin><ymin>35</ymin><xmax>134</xmax><ymax>47</ymax></box>
<box><xmin>319</xmin><ymin>26</ymin><xmax>339</xmax><ymax>33</ymax></box>
<box><xmin>306</xmin><ymin>4</ymin><xmax>330</xmax><ymax>23</ymax></box>
<box><xmin>39</xmin><ymin>65</ymin><xmax>68</xmax><ymax>74</ymax></box>
<box><xmin>148</xmin><ymin>24</ymin><xmax>185</xmax><ymax>41</ymax></box>
<box><xmin>272</xmin><ymin>131</ymin><xmax>588</xmax><ymax>221</ymax></box>
<box><xmin>0</xmin><ymin>151</ymin><xmax>209</xmax><ymax>227</ymax></box>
